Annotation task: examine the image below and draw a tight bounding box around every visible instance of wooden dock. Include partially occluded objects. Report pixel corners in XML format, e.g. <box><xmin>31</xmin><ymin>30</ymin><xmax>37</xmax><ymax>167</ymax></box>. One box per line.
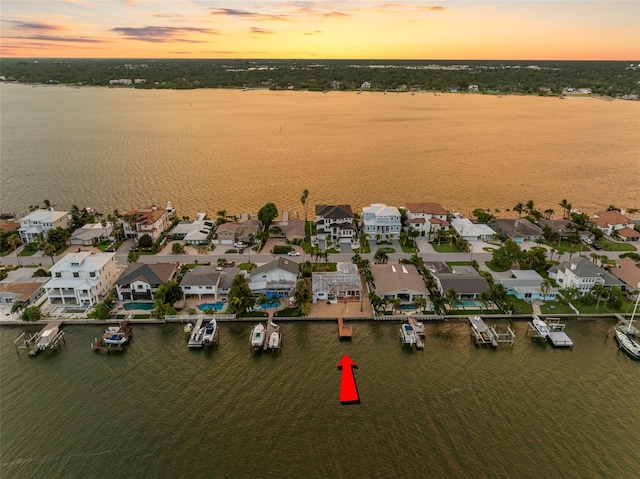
<box><xmin>528</xmin><ymin>316</ymin><xmax>573</xmax><ymax>348</ymax></box>
<box><xmin>469</xmin><ymin>316</ymin><xmax>498</xmax><ymax>348</ymax></box>
<box><xmin>337</xmin><ymin>317</ymin><xmax>353</xmax><ymax>339</ymax></box>
<box><xmin>92</xmin><ymin>319</ymin><xmax>132</xmax><ymax>352</ymax></box>
<box><xmin>14</xmin><ymin>320</ymin><xmax>65</xmax><ymax>356</ymax></box>
<box><xmin>407</xmin><ymin>316</ymin><xmax>425</xmax><ymax>349</ymax></box>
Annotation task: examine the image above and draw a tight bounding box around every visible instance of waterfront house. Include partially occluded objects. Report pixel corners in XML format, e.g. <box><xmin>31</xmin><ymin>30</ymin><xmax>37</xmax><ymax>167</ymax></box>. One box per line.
<box><xmin>610</xmin><ymin>257</ymin><xmax>640</xmax><ymax>292</ymax></box>
<box><xmin>272</xmin><ymin>212</ymin><xmax>305</xmax><ymax>242</ymax></box>
<box><xmin>169</xmin><ymin>218</ymin><xmax>214</xmax><ymax>245</ymax></box>
<box><xmin>18</xmin><ymin>209</ymin><xmax>70</xmax><ymax>244</ymax></box>
<box><xmin>213</xmin><ymin>219</ymin><xmax>260</xmax><ymax>245</ymax></box>
<box><xmin>405</xmin><ymin>202</ymin><xmax>450</xmax><ymax>236</ymax></box>
<box><xmin>312</xmin><ymin>263</ymin><xmax>362</xmax><ymax>304</ymax></box>
<box><xmin>0</xmin><ymin>269</ymin><xmax>49</xmax><ymax>307</ymax></box>
<box><xmin>249</xmin><ymin>258</ymin><xmax>298</xmax><ymax>298</ymax></box>
<box><xmin>615</xmin><ymin>227</ymin><xmax>640</xmax><ymax>242</ymax></box>
<box><xmin>432</xmin><ymin>266</ymin><xmax>490</xmax><ymax>300</ymax></box>
<box><xmin>362</xmin><ymin>204</ymin><xmax>402</xmax><ymax>241</ymax></box>
<box><xmin>496</xmin><ymin>270</ymin><xmax>558</xmax><ymax>301</ymax></box>
<box><xmin>315</xmin><ymin>205</ymin><xmax>355</xmax><ymax>245</ymax></box>
<box><xmin>450</xmin><ymin>218</ymin><xmax>496</xmax><ymax>242</ymax></box>
<box><xmin>115</xmin><ymin>262</ymin><xmax>180</xmax><ymax>301</ymax></box>
<box><xmin>370</xmin><ymin>263</ymin><xmax>428</xmax><ymax>303</ymax></box>
<box><xmin>548</xmin><ymin>257</ymin><xmax>625</xmax><ymax>295</ymax></box>
<box><xmin>494</xmin><ymin>218</ymin><xmax>543</xmax><ymax>243</ymax></box>
<box><xmin>360</xmin><ymin>81</ymin><xmax>371</xmax><ymax>89</ymax></box>
<box><xmin>537</xmin><ymin>219</ymin><xmax>592</xmax><ymax>242</ymax></box>
<box><xmin>44</xmin><ymin>252</ymin><xmax>118</xmax><ymax>306</ymax></box>
<box><xmin>179</xmin><ymin>266</ymin><xmax>222</xmax><ymax>300</ymax></box>
<box><xmin>68</xmin><ymin>222</ymin><xmax>113</xmax><ymax>246</ymax></box>
<box><xmin>122</xmin><ymin>205</ymin><xmax>172</xmax><ymax>242</ymax></box>
<box><xmin>589</xmin><ymin>210</ymin><xmax>634</xmax><ymax>237</ymax></box>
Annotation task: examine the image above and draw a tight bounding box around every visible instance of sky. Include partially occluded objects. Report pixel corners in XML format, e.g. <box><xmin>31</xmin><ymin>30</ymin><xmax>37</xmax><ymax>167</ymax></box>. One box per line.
<box><xmin>1</xmin><ymin>1</ymin><xmax>638</xmax><ymax>60</ymax></box>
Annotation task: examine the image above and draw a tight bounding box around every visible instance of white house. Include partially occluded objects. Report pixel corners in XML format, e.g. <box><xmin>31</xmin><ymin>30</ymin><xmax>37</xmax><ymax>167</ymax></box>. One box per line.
<box><xmin>45</xmin><ymin>252</ymin><xmax>118</xmax><ymax>306</ymax></box>
<box><xmin>450</xmin><ymin>218</ymin><xmax>496</xmax><ymax>241</ymax></box>
<box><xmin>497</xmin><ymin>270</ymin><xmax>558</xmax><ymax>301</ymax></box>
<box><xmin>315</xmin><ymin>205</ymin><xmax>355</xmax><ymax>244</ymax></box>
<box><xmin>589</xmin><ymin>210</ymin><xmax>634</xmax><ymax>237</ymax></box>
<box><xmin>18</xmin><ymin>209</ymin><xmax>70</xmax><ymax>244</ymax></box>
<box><xmin>180</xmin><ymin>266</ymin><xmax>222</xmax><ymax>300</ymax></box>
<box><xmin>170</xmin><ymin>219</ymin><xmax>214</xmax><ymax>245</ymax></box>
<box><xmin>249</xmin><ymin>258</ymin><xmax>299</xmax><ymax>297</ymax></box>
<box><xmin>68</xmin><ymin>222</ymin><xmax>113</xmax><ymax>246</ymax></box>
<box><xmin>548</xmin><ymin>257</ymin><xmax>625</xmax><ymax>295</ymax></box>
<box><xmin>312</xmin><ymin>263</ymin><xmax>362</xmax><ymax>304</ymax></box>
<box><xmin>360</xmin><ymin>81</ymin><xmax>371</xmax><ymax>89</ymax></box>
<box><xmin>122</xmin><ymin>205</ymin><xmax>172</xmax><ymax>241</ymax></box>
<box><xmin>405</xmin><ymin>203</ymin><xmax>450</xmax><ymax>236</ymax></box>
<box><xmin>362</xmin><ymin>204</ymin><xmax>402</xmax><ymax>241</ymax></box>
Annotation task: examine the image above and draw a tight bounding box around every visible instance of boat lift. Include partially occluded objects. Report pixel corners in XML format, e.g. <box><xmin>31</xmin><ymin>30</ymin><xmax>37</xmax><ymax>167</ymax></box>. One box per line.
<box><xmin>14</xmin><ymin>320</ymin><xmax>65</xmax><ymax>356</ymax></box>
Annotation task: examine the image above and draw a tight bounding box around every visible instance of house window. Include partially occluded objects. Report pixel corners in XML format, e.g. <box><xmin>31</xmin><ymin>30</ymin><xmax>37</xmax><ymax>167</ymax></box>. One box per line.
<box><xmin>184</xmin><ymin>286</ymin><xmax>191</xmax><ymax>290</ymax></box>
<box><xmin>137</xmin><ymin>285</ymin><xmax>144</xmax><ymax>290</ymax></box>
<box><xmin>206</xmin><ymin>286</ymin><xmax>213</xmax><ymax>290</ymax></box>
<box><xmin>73</xmin><ymin>272</ymin><xmax>79</xmax><ymax>278</ymax></box>
<box><xmin>55</xmin><ymin>272</ymin><xmax>61</xmax><ymax>278</ymax></box>
<box><xmin>90</xmin><ymin>272</ymin><xmax>96</xmax><ymax>277</ymax></box>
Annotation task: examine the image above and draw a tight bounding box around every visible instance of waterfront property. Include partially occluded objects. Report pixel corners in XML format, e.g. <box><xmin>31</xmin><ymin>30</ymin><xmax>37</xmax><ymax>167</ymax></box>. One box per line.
<box><xmin>179</xmin><ymin>266</ymin><xmax>223</xmax><ymax>300</ymax></box>
<box><xmin>493</xmin><ymin>218</ymin><xmax>543</xmax><ymax>243</ymax></box>
<box><xmin>45</xmin><ymin>252</ymin><xmax>118</xmax><ymax>307</ymax></box>
<box><xmin>169</xmin><ymin>216</ymin><xmax>214</xmax><ymax>245</ymax></box>
<box><xmin>432</xmin><ymin>266</ymin><xmax>490</xmax><ymax>301</ymax></box>
<box><xmin>370</xmin><ymin>262</ymin><xmax>429</xmax><ymax>304</ymax></box>
<box><xmin>611</xmin><ymin>257</ymin><xmax>640</xmax><ymax>292</ymax></box>
<box><xmin>315</xmin><ymin>204</ymin><xmax>355</xmax><ymax>244</ymax></box>
<box><xmin>213</xmin><ymin>218</ymin><xmax>260</xmax><ymax>245</ymax></box>
<box><xmin>122</xmin><ymin>204</ymin><xmax>173</xmax><ymax>241</ymax></box>
<box><xmin>18</xmin><ymin>208</ymin><xmax>70</xmax><ymax>244</ymax></box>
<box><xmin>115</xmin><ymin>262</ymin><xmax>180</xmax><ymax>301</ymax></box>
<box><xmin>548</xmin><ymin>257</ymin><xmax>626</xmax><ymax>295</ymax></box>
<box><xmin>249</xmin><ymin>258</ymin><xmax>298</xmax><ymax>297</ymax></box>
<box><xmin>450</xmin><ymin>218</ymin><xmax>496</xmax><ymax>241</ymax></box>
<box><xmin>589</xmin><ymin>210</ymin><xmax>635</xmax><ymax>237</ymax></box>
<box><xmin>67</xmin><ymin>222</ymin><xmax>113</xmax><ymax>246</ymax></box>
<box><xmin>0</xmin><ymin>269</ymin><xmax>49</xmax><ymax>307</ymax></box>
<box><xmin>362</xmin><ymin>204</ymin><xmax>402</xmax><ymax>241</ymax></box>
<box><xmin>271</xmin><ymin>212</ymin><xmax>305</xmax><ymax>242</ymax></box>
<box><xmin>405</xmin><ymin>202</ymin><xmax>450</xmax><ymax>236</ymax></box>
<box><xmin>497</xmin><ymin>270</ymin><xmax>559</xmax><ymax>301</ymax></box>
<box><xmin>312</xmin><ymin>263</ymin><xmax>362</xmax><ymax>304</ymax></box>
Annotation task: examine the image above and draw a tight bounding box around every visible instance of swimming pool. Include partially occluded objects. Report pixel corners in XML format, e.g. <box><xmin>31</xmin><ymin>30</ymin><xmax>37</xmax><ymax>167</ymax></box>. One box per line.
<box><xmin>255</xmin><ymin>300</ymin><xmax>282</xmax><ymax>310</ymax></box>
<box><xmin>198</xmin><ymin>302</ymin><xmax>226</xmax><ymax>312</ymax></box>
<box><xmin>455</xmin><ymin>300</ymin><xmax>485</xmax><ymax>308</ymax></box>
<box><xmin>123</xmin><ymin>302</ymin><xmax>155</xmax><ymax>311</ymax></box>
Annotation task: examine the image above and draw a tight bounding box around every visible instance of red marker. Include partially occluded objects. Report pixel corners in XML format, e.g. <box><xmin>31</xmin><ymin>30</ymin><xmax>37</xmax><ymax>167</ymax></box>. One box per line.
<box><xmin>337</xmin><ymin>354</ymin><xmax>360</xmax><ymax>405</ymax></box>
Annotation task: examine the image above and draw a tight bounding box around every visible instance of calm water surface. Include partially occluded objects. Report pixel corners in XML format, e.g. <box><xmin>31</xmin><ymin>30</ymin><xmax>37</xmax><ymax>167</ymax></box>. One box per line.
<box><xmin>1</xmin><ymin>320</ymin><xmax>638</xmax><ymax>478</ymax></box>
<box><xmin>1</xmin><ymin>84</ymin><xmax>639</xmax><ymax>216</ymax></box>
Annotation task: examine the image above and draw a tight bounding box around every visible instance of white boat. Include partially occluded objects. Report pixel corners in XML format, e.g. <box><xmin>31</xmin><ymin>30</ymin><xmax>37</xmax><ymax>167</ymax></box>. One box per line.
<box><xmin>103</xmin><ymin>331</ymin><xmax>128</xmax><ymax>346</ymax></box>
<box><xmin>400</xmin><ymin>324</ymin><xmax>416</xmax><ymax>345</ymax></box>
<box><xmin>183</xmin><ymin>322</ymin><xmax>193</xmax><ymax>334</ymax></box>
<box><xmin>250</xmin><ymin>323</ymin><xmax>265</xmax><ymax>348</ymax></box>
<box><xmin>191</xmin><ymin>327</ymin><xmax>204</xmax><ymax>343</ymax></box>
<box><xmin>203</xmin><ymin>319</ymin><xmax>217</xmax><ymax>344</ymax></box>
<box><xmin>532</xmin><ymin>317</ymin><xmax>551</xmax><ymax>339</ymax></box>
<box><xmin>268</xmin><ymin>331</ymin><xmax>280</xmax><ymax>350</ymax></box>
<box><xmin>615</xmin><ymin>294</ymin><xmax>640</xmax><ymax>360</ymax></box>
<box><xmin>36</xmin><ymin>326</ymin><xmax>60</xmax><ymax>351</ymax></box>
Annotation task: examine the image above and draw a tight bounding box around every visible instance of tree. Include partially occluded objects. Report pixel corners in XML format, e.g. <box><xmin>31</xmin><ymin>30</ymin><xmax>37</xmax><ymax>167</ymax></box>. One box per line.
<box><xmin>227</xmin><ymin>274</ymin><xmax>253</xmax><ymax>314</ymax></box>
<box><xmin>368</xmin><ymin>292</ymin><xmax>383</xmax><ymax>314</ymax></box>
<box><xmin>524</xmin><ymin>247</ymin><xmax>547</xmax><ymax>271</ymax></box>
<box><xmin>431</xmin><ymin>294</ymin><xmax>447</xmax><ymax>315</ymax></box>
<box><xmin>374</xmin><ymin>249</ymin><xmax>388</xmax><ymax>264</ymax></box>
<box><xmin>171</xmin><ymin>242</ymin><xmax>185</xmax><ymax>254</ymax></box>
<box><xmin>413</xmin><ymin>296</ymin><xmax>427</xmax><ymax>313</ymax></box>
<box><xmin>444</xmin><ymin>288</ymin><xmax>458</xmax><ymax>311</ymax></box>
<box><xmin>258</xmin><ymin>202</ymin><xmax>278</xmax><ymax>231</ymax></box>
<box><xmin>491</xmin><ymin>239</ymin><xmax>522</xmax><ymax>269</ymax></box>
<box><xmin>391</xmin><ymin>297</ymin><xmax>402</xmax><ymax>314</ymax></box>
<box><xmin>559</xmin><ymin>199</ymin><xmax>572</xmax><ymax>219</ymax></box>
<box><xmin>8</xmin><ymin>234</ymin><xmax>21</xmax><ymax>253</ymax></box>
<box><xmin>22</xmin><ymin>306</ymin><xmax>41</xmax><ymax>322</ymax></box>
<box><xmin>154</xmin><ymin>280</ymin><xmax>182</xmax><ymax>306</ymax></box>
<box><xmin>151</xmin><ymin>302</ymin><xmax>176</xmax><ymax>319</ymax></box>
<box><xmin>43</xmin><ymin>242</ymin><xmax>57</xmax><ymax>265</ymax></box>
<box><xmin>591</xmin><ymin>283</ymin><xmax>607</xmax><ymax>310</ymax></box>
<box><xmin>513</xmin><ymin>202</ymin><xmax>524</xmax><ymax>217</ymax></box>
<box><xmin>293</xmin><ymin>279</ymin><xmax>310</xmax><ymax>313</ymax></box>
<box><xmin>489</xmin><ymin>283</ymin><xmax>509</xmax><ymax>312</ymax></box>
<box><xmin>42</xmin><ymin>199</ymin><xmax>55</xmax><ymax>210</ymax></box>
<box><xmin>300</xmin><ymin>189</ymin><xmax>309</xmax><ymax>244</ymax></box>
<box><xmin>540</xmin><ymin>278</ymin><xmax>554</xmax><ymax>299</ymax></box>
<box><xmin>606</xmin><ymin>286</ymin><xmax>623</xmax><ymax>310</ymax></box>
<box><xmin>138</xmin><ymin>235</ymin><xmax>153</xmax><ymax>248</ymax></box>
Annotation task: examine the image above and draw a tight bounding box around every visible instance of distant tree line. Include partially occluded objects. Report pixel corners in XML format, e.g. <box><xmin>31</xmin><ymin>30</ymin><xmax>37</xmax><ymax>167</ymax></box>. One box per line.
<box><xmin>1</xmin><ymin>59</ymin><xmax>638</xmax><ymax>96</ymax></box>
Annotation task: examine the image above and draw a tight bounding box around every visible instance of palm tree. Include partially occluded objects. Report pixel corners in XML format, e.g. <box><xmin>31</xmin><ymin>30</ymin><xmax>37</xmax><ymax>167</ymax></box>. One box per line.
<box><xmin>300</xmin><ymin>188</ymin><xmax>309</xmax><ymax>242</ymax></box>
<box><xmin>540</xmin><ymin>278</ymin><xmax>553</xmax><ymax>299</ymax></box>
<box><xmin>513</xmin><ymin>202</ymin><xmax>524</xmax><ymax>217</ymax></box>
<box><xmin>544</xmin><ymin>208</ymin><xmax>554</xmax><ymax>220</ymax></box>
<box><xmin>42</xmin><ymin>199</ymin><xmax>55</xmax><ymax>210</ymax></box>
<box><xmin>431</xmin><ymin>294</ymin><xmax>447</xmax><ymax>315</ymax></box>
<box><xmin>374</xmin><ymin>249</ymin><xmax>388</xmax><ymax>264</ymax></box>
<box><xmin>43</xmin><ymin>242</ymin><xmax>57</xmax><ymax>265</ymax></box>
<box><xmin>413</xmin><ymin>296</ymin><xmax>427</xmax><ymax>313</ymax></box>
<box><xmin>391</xmin><ymin>297</ymin><xmax>402</xmax><ymax>315</ymax></box>
<box><xmin>478</xmin><ymin>290</ymin><xmax>493</xmax><ymax>311</ymax></box>
<box><xmin>591</xmin><ymin>283</ymin><xmax>607</xmax><ymax>310</ymax></box>
<box><xmin>525</xmin><ymin>200</ymin><xmax>535</xmax><ymax>215</ymax></box>
<box><xmin>444</xmin><ymin>288</ymin><xmax>458</xmax><ymax>311</ymax></box>
<box><xmin>559</xmin><ymin>199</ymin><xmax>572</xmax><ymax>219</ymax></box>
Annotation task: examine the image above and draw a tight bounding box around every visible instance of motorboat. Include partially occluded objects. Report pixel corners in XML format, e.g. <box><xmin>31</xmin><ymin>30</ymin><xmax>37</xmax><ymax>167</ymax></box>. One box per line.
<box><xmin>103</xmin><ymin>331</ymin><xmax>128</xmax><ymax>346</ymax></box>
<box><xmin>531</xmin><ymin>316</ymin><xmax>551</xmax><ymax>339</ymax></box>
<box><xmin>400</xmin><ymin>324</ymin><xmax>416</xmax><ymax>346</ymax></box>
<box><xmin>250</xmin><ymin>323</ymin><xmax>265</xmax><ymax>348</ymax></box>
<box><xmin>183</xmin><ymin>322</ymin><xmax>193</xmax><ymax>334</ymax></box>
<box><xmin>268</xmin><ymin>331</ymin><xmax>280</xmax><ymax>350</ymax></box>
<box><xmin>36</xmin><ymin>325</ymin><xmax>60</xmax><ymax>351</ymax></box>
<box><xmin>203</xmin><ymin>319</ymin><xmax>218</xmax><ymax>344</ymax></box>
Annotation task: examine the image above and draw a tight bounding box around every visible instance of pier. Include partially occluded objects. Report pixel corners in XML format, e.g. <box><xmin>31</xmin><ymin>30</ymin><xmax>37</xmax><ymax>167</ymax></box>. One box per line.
<box><xmin>14</xmin><ymin>320</ymin><xmax>65</xmax><ymax>356</ymax></box>
<box><xmin>337</xmin><ymin>317</ymin><xmax>353</xmax><ymax>339</ymax></box>
<box><xmin>468</xmin><ymin>316</ymin><xmax>498</xmax><ymax>348</ymax></box>
<box><xmin>407</xmin><ymin>316</ymin><xmax>425</xmax><ymax>349</ymax></box>
<box><xmin>188</xmin><ymin>317</ymin><xmax>205</xmax><ymax>349</ymax></box>
<box><xmin>92</xmin><ymin>319</ymin><xmax>132</xmax><ymax>352</ymax></box>
<box><xmin>528</xmin><ymin>316</ymin><xmax>573</xmax><ymax>348</ymax></box>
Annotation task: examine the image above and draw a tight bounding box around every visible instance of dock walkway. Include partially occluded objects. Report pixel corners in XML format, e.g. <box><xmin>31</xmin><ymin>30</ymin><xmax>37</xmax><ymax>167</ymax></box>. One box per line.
<box><xmin>188</xmin><ymin>317</ymin><xmax>205</xmax><ymax>349</ymax></box>
<box><xmin>14</xmin><ymin>320</ymin><xmax>65</xmax><ymax>356</ymax></box>
<box><xmin>407</xmin><ymin>316</ymin><xmax>425</xmax><ymax>350</ymax></box>
<box><xmin>337</xmin><ymin>317</ymin><xmax>353</xmax><ymax>339</ymax></box>
<box><xmin>92</xmin><ymin>319</ymin><xmax>132</xmax><ymax>352</ymax></box>
<box><xmin>468</xmin><ymin>316</ymin><xmax>498</xmax><ymax>348</ymax></box>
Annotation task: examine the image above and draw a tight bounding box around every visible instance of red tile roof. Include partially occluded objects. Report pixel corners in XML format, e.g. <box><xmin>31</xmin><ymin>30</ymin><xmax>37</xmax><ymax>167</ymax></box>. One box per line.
<box><xmin>590</xmin><ymin>210</ymin><xmax>632</xmax><ymax>228</ymax></box>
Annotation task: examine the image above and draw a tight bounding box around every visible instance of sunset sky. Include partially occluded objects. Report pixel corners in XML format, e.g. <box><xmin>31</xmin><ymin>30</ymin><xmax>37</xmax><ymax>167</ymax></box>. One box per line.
<box><xmin>1</xmin><ymin>1</ymin><xmax>638</xmax><ymax>60</ymax></box>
